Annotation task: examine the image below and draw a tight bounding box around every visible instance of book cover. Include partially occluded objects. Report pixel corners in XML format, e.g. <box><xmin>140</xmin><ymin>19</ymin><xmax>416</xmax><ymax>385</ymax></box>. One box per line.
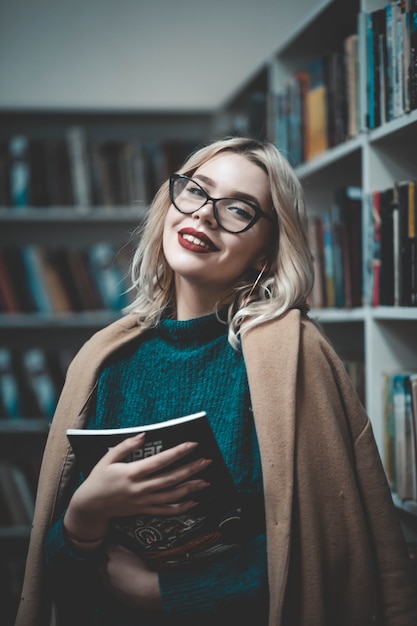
<box><xmin>67</xmin><ymin>411</ymin><xmax>255</xmax><ymax>570</ymax></box>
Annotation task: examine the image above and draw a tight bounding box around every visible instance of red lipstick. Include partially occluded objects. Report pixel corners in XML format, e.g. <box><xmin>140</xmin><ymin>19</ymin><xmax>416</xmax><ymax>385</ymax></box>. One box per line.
<box><xmin>178</xmin><ymin>228</ymin><xmax>218</xmax><ymax>253</ymax></box>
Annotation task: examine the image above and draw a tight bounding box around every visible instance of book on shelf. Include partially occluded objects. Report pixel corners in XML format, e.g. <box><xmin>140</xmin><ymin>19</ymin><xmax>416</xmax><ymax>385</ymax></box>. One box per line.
<box><xmin>410</xmin><ymin>0</ymin><xmax>417</xmax><ymax>111</ymax></box>
<box><xmin>0</xmin><ymin>251</ymin><xmax>20</xmax><ymax>313</ymax></box>
<box><xmin>325</xmin><ymin>49</ymin><xmax>347</xmax><ymax>148</ymax></box>
<box><xmin>66</xmin><ymin>125</ymin><xmax>92</xmax><ymax>210</ymax></box>
<box><xmin>304</xmin><ymin>57</ymin><xmax>328</xmax><ymax>160</ymax></box>
<box><xmin>370</xmin><ymin>190</ymin><xmax>382</xmax><ymax>307</ymax></box>
<box><xmin>67</xmin><ymin>410</ymin><xmax>259</xmax><ymax>570</ymax></box>
<box><xmin>88</xmin><ymin>242</ymin><xmax>131</xmax><ymax>311</ymax></box>
<box><xmin>322</xmin><ymin>212</ymin><xmax>335</xmax><ymax>307</ymax></box>
<box><xmin>344</xmin><ymin>32</ymin><xmax>359</xmax><ymax>138</ymax></box>
<box><xmin>367</xmin><ymin>7</ymin><xmax>387</xmax><ymax>129</ymax></box>
<box><xmin>9</xmin><ymin>135</ymin><xmax>30</xmax><ymax>209</ymax></box>
<box><xmin>28</xmin><ymin>139</ymin><xmax>50</xmax><ymax>208</ymax></box>
<box><xmin>397</xmin><ymin>180</ymin><xmax>417</xmax><ymax>306</ymax></box>
<box><xmin>21</xmin><ymin>348</ymin><xmax>58</xmax><ymax>420</ymax></box>
<box><xmin>411</xmin><ymin>373</ymin><xmax>417</xmax><ymax>475</ymax></box>
<box><xmin>383</xmin><ymin>369</ymin><xmax>417</xmax><ymax>501</ymax></box>
<box><xmin>1</xmin><ymin>247</ymin><xmax>38</xmax><ymax>313</ymax></box>
<box><xmin>391</xmin><ymin>371</ymin><xmax>417</xmax><ymax>501</ymax></box>
<box><xmin>379</xmin><ymin>186</ymin><xmax>396</xmax><ymax>305</ymax></box>
<box><xmin>0</xmin><ymin>348</ymin><xmax>22</xmax><ymax>419</ymax></box>
<box><xmin>357</xmin><ymin>11</ymin><xmax>369</xmax><ymax>130</ymax></box>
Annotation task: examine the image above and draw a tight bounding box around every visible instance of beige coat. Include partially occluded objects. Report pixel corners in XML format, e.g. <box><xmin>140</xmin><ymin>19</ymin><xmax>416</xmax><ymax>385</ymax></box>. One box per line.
<box><xmin>15</xmin><ymin>310</ymin><xmax>417</xmax><ymax>625</ymax></box>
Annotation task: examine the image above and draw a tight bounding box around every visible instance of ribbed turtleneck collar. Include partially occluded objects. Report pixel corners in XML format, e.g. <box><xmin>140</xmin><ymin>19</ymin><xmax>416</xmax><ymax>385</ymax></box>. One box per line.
<box><xmin>158</xmin><ymin>310</ymin><xmax>228</xmax><ymax>347</ymax></box>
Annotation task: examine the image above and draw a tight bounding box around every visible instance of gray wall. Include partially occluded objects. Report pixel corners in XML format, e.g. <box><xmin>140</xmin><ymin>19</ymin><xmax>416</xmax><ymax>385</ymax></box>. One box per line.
<box><xmin>0</xmin><ymin>0</ymin><xmax>319</xmax><ymax>111</ymax></box>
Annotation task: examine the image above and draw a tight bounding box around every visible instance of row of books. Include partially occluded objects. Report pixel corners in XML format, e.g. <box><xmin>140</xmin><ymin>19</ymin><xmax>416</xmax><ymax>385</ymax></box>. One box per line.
<box><xmin>0</xmin><ymin>346</ymin><xmax>74</xmax><ymax>420</ymax></box>
<box><xmin>275</xmin><ymin>1</ymin><xmax>417</xmax><ymax>165</ymax></box>
<box><xmin>0</xmin><ymin>242</ymin><xmax>133</xmax><ymax>314</ymax></box>
<box><xmin>308</xmin><ymin>186</ymin><xmax>363</xmax><ymax>309</ymax></box>
<box><xmin>383</xmin><ymin>370</ymin><xmax>417</xmax><ymax>502</ymax></box>
<box><xmin>363</xmin><ymin>180</ymin><xmax>417</xmax><ymax>307</ymax></box>
<box><xmin>0</xmin><ymin>129</ymin><xmax>199</xmax><ymax>210</ymax></box>
<box><xmin>365</xmin><ymin>0</ymin><xmax>417</xmax><ymax>129</ymax></box>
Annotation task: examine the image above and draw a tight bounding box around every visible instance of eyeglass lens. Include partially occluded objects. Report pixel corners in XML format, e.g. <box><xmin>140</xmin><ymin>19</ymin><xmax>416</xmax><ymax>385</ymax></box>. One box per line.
<box><xmin>171</xmin><ymin>176</ymin><xmax>257</xmax><ymax>232</ymax></box>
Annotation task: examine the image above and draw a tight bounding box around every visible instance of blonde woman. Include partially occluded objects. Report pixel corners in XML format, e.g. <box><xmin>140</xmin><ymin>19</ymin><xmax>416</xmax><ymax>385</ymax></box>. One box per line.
<box><xmin>16</xmin><ymin>137</ymin><xmax>417</xmax><ymax>626</ymax></box>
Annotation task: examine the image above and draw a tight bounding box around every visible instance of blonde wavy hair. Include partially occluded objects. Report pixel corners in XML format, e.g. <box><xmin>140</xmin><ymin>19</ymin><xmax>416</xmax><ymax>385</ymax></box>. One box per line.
<box><xmin>124</xmin><ymin>136</ymin><xmax>314</xmax><ymax>349</ymax></box>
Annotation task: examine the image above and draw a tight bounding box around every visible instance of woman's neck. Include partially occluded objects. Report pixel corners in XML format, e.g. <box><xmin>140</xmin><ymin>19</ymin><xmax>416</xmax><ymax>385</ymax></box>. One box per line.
<box><xmin>174</xmin><ymin>279</ymin><xmax>231</xmax><ymax>321</ymax></box>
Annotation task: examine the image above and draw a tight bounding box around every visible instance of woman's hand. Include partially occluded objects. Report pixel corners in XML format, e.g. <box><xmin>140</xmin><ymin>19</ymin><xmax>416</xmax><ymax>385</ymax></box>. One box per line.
<box><xmin>99</xmin><ymin>544</ymin><xmax>162</xmax><ymax>611</ymax></box>
<box><xmin>64</xmin><ymin>433</ymin><xmax>211</xmax><ymax>545</ymax></box>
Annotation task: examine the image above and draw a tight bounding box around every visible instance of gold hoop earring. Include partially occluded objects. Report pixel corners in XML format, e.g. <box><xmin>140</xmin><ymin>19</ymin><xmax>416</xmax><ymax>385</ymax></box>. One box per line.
<box><xmin>246</xmin><ymin>261</ymin><xmax>268</xmax><ymax>301</ymax></box>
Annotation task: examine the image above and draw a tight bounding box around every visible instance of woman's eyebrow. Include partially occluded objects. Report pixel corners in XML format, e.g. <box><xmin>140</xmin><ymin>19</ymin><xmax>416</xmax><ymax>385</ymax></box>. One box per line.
<box><xmin>194</xmin><ymin>174</ymin><xmax>260</xmax><ymax>206</ymax></box>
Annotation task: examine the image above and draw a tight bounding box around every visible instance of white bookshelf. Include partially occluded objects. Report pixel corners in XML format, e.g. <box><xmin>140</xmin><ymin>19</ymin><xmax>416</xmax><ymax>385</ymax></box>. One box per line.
<box><xmin>214</xmin><ymin>0</ymin><xmax>417</xmax><ymax>522</ymax></box>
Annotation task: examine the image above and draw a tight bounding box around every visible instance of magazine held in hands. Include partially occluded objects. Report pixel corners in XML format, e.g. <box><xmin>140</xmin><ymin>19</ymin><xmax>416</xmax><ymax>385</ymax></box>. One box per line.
<box><xmin>66</xmin><ymin>411</ymin><xmax>262</xmax><ymax>570</ymax></box>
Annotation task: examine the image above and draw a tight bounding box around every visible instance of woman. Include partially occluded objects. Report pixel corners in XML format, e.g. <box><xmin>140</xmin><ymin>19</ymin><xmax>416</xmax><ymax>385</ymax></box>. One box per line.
<box><xmin>16</xmin><ymin>137</ymin><xmax>417</xmax><ymax>626</ymax></box>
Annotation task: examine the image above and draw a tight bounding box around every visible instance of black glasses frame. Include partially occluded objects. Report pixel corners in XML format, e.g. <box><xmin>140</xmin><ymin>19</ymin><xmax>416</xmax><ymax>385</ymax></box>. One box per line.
<box><xmin>169</xmin><ymin>174</ymin><xmax>277</xmax><ymax>234</ymax></box>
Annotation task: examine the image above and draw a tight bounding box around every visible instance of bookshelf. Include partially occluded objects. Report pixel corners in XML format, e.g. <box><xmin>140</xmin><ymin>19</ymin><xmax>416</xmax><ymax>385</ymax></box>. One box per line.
<box><xmin>0</xmin><ymin>109</ymin><xmax>212</xmax><ymax>623</ymax></box>
<box><xmin>214</xmin><ymin>0</ymin><xmax>417</xmax><ymax>538</ymax></box>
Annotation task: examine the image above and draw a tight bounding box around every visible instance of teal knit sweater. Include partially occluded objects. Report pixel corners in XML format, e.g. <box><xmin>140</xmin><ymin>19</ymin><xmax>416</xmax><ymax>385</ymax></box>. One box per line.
<box><xmin>45</xmin><ymin>313</ymin><xmax>268</xmax><ymax>625</ymax></box>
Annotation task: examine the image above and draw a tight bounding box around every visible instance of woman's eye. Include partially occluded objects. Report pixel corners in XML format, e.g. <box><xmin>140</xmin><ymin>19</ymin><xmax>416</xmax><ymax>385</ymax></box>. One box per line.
<box><xmin>227</xmin><ymin>204</ymin><xmax>254</xmax><ymax>221</ymax></box>
<box><xmin>187</xmin><ymin>185</ymin><xmax>206</xmax><ymax>198</ymax></box>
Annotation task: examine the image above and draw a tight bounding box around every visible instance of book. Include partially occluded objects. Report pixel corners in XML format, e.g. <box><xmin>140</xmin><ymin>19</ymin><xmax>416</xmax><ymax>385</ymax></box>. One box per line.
<box><xmin>0</xmin><ymin>348</ymin><xmax>22</xmax><ymax>419</ymax></box>
<box><xmin>22</xmin><ymin>348</ymin><xmax>58</xmax><ymax>419</ymax></box>
<box><xmin>66</xmin><ymin>125</ymin><xmax>92</xmax><ymax>210</ymax></box>
<box><xmin>379</xmin><ymin>186</ymin><xmax>396</xmax><ymax>305</ymax></box>
<box><xmin>66</xmin><ymin>411</ymin><xmax>258</xmax><ymax>570</ymax></box>
<box><xmin>410</xmin><ymin>373</ymin><xmax>417</xmax><ymax>476</ymax></box>
<box><xmin>344</xmin><ymin>33</ymin><xmax>359</xmax><ymax>138</ymax></box>
<box><xmin>304</xmin><ymin>57</ymin><xmax>328</xmax><ymax>160</ymax></box>
<box><xmin>397</xmin><ymin>180</ymin><xmax>417</xmax><ymax>306</ymax></box>
<box><xmin>9</xmin><ymin>135</ymin><xmax>30</xmax><ymax>209</ymax></box>
<box><xmin>391</xmin><ymin>371</ymin><xmax>417</xmax><ymax>500</ymax></box>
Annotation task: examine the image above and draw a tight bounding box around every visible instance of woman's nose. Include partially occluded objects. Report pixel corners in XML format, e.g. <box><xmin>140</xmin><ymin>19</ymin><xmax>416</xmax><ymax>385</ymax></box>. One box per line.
<box><xmin>192</xmin><ymin>201</ymin><xmax>218</xmax><ymax>228</ymax></box>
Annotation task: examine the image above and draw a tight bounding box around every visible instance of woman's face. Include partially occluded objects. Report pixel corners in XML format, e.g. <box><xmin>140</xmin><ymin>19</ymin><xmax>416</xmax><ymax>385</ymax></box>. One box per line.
<box><xmin>162</xmin><ymin>152</ymin><xmax>275</xmax><ymax>310</ymax></box>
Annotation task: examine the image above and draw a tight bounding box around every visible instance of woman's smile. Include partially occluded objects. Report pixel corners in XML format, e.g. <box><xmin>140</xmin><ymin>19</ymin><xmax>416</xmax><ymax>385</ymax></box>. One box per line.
<box><xmin>178</xmin><ymin>227</ymin><xmax>219</xmax><ymax>253</ymax></box>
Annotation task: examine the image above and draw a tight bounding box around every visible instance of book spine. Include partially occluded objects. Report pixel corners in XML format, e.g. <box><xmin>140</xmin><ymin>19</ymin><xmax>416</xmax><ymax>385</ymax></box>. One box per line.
<box><xmin>357</xmin><ymin>11</ymin><xmax>369</xmax><ymax>130</ymax></box>
<box><xmin>66</xmin><ymin>126</ymin><xmax>92</xmax><ymax>211</ymax></box>
<box><xmin>22</xmin><ymin>348</ymin><xmax>58</xmax><ymax>419</ymax></box>
<box><xmin>9</xmin><ymin>136</ymin><xmax>30</xmax><ymax>209</ymax></box>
